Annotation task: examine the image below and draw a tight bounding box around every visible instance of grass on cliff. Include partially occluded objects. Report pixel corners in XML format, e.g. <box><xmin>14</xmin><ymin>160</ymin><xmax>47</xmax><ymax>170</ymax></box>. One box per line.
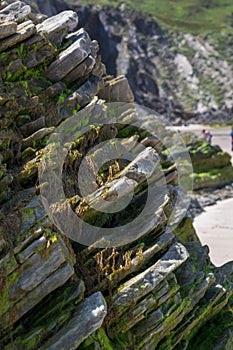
<box><xmin>73</xmin><ymin>0</ymin><xmax>233</xmax><ymax>33</ymax></box>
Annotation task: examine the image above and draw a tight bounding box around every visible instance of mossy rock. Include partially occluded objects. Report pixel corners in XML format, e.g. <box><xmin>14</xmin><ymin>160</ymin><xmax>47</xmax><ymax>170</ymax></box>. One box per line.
<box><xmin>192</xmin><ymin>164</ymin><xmax>233</xmax><ymax>190</ymax></box>
<box><xmin>79</xmin><ymin>328</ymin><xmax>114</xmax><ymax>350</ymax></box>
<box><xmin>174</xmin><ymin>216</ymin><xmax>200</xmax><ymax>243</ymax></box>
<box><xmin>188</xmin><ymin>141</ymin><xmax>231</xmax><ymax>173</ymax></box>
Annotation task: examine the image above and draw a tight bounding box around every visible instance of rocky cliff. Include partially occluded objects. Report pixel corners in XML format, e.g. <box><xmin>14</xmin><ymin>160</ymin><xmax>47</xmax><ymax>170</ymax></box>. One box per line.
<box><xmin>0</xmin><ymin>2</ymin><xmax>233</xmax><ymax>350</ymax></box>
<box><xmin>66</xmin><ymin>2</ymin><xmax>233</xmax><ymax>125</ymax></box>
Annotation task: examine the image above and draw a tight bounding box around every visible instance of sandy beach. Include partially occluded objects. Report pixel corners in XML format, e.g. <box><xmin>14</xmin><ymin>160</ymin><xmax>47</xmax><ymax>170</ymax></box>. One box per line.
<box><xmin>193</xmin><ymin>198</ymin><xmax>233</xmax><ymax>266</ymax></box>
<box><xmin>176</xmin><ymin>124</ymin><xmax>233</xmax><ymax>267</ymax></box>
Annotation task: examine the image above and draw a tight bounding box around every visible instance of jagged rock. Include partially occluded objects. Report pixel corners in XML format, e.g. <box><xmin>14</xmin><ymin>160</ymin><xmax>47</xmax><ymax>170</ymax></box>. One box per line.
<box><xmin>41</xmin><ymin>292</ymin><xmax>107</xmax><ymax>350</ymax></box>
<box><xmin>22</xmin><ymin>32</ymin><xmax>57</xmax><ymax>68</ymax></box>
<box><xmin>0</xmin><ymin>174</ymin><xmax>13</xmax><ymax>193</ymax></box>
<box><xmin>0</xmin><ymin>1</ymin><xmax>31</xmax><ymax>23</ymax></box>
<box><xmin>120</xmin><ymin>146</ymin><xmax>160</xmax><ymax>182</ymax></box>
<box><xmin>44</xmin><ymin>28</ymin><xmax>92</xmax><ymax>82</ymax></box>
<box><xmin>0</xmin><ymin>21</ymin><xmax>17</xmax><ymax>39</ymax></box>
<box><xmin>36</xmin><ymin>10</ymin><xmax>79</xmax><ymax>47</ymax></box>
<box><xmin>0</xmin><ymin>230</ymin><xmax>7</xmax><ymax>255</ymax></box>
<box><xmin>63</xmin><ymin>54</ymin><xmax>96</xmax><ymax>85</ymax></box>
<box><xmin>112</xmin><ymin>243</ymin><xmax>188</xmax><ymax>310</ymax></box>
<box><xmin>0</xmin><ymin>20</ymin><xmax>36</xmax><ymax>53</ymax></box>
<box><xmin>0</xmin><ymin>235</ymin><xmax>75</xmax><ymax>331</ymax></box>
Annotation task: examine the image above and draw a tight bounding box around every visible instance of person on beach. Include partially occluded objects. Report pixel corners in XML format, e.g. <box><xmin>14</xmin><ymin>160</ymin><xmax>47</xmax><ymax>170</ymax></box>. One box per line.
<box><xmin>205</xmin><ymin>130</ymin><xmax>213</xmax><ymax>145</ymax></box>
<box><xmin>202</xmin><ymin>129</ymin><xmax>206</xmax><ymax>138</ymax></box>
<box><xmin>230</xmin><ymin>127</ymin><xmax>233</xmax><ymax>151</ymax></box>
<box><xmin>202</xmin><ymin>129</ymin><xmax>213</xmax><ymax>145</ymax></box>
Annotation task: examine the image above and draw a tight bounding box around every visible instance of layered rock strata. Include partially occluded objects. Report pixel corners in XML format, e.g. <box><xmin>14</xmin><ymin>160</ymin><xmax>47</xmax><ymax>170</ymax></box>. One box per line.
<box><xmin>0</xmin><ymin>2</ymin><xmax>232</xmax><ymax>350</ymax></box>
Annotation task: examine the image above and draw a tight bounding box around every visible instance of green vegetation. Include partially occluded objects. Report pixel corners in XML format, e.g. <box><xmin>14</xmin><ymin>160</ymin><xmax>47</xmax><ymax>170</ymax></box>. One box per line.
<box><xmin>71</xmin><ymin>0</ymin><xmax>233</xmax><ymax>33</ymax></box>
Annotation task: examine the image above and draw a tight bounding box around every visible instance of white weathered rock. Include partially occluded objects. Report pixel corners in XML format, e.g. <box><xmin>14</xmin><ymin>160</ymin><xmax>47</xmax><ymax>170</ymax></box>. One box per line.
<box><xmin>37</xmin><ymin>10</ymin><xmax>79</xmax><ymax>47</ymax></box>
<box><xmin>0</xmin><ymin>1</ymin><xmax>31</xmax><ymax>23</ymax></box>
<box><xmin>120</xmin><ymin>146</ymin><xmax>160</xmax><ymax>182</ymax></box>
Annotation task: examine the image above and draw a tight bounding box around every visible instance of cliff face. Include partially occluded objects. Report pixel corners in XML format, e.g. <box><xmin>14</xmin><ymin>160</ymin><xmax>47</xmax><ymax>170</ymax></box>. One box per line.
<box><xmin>0</xmin><ymin>2</ymin><xmax>233</xmax><ymax>350</ymax></box>
<box><xmin>67</xmin><ymin>3</ymin><xmax>233</xmax><ymax>125</ymax></box>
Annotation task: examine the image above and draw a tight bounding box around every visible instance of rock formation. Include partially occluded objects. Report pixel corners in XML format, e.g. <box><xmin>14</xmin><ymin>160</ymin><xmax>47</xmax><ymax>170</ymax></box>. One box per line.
<box><xmin>0</xmin><ymin>2</ymin><xmax>232</xmax><ymax>350</ymax></box>
<box><xmin>66</xmin><ymin>2</ymin><xmax>233</xmax><ymax>125</ymax></box>
<box><xmin>181</xmin><ymin>133</ymin><xmax>233</xmax><ymax>190</ymax></box>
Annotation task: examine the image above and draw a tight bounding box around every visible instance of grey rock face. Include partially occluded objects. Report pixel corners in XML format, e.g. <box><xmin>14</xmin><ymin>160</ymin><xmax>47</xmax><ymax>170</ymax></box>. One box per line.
<box><xmin>41</xmin><ymin>292</ymin><xmax>107</xmax><ymax>350</ymax></box>
<box><xmin>112</xmin><ymin>243</ymin><xmax>189</xmax><ymax>309</ymax></box>
<box><xmin>72</xmin><ymin>4</ymin><xmax>233</xmax><ymax>123</ymax></box>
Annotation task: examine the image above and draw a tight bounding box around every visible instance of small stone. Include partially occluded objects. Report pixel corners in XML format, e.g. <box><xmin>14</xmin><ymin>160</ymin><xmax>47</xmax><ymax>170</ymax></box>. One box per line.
<box><xmin>0</xmin><ymin>93</ymin><xmax>9</xmax><ymax>105</ymax></box>
<box><xmin>20</xmin><ymin>116</ymin><xmax>46</xmax><ymax>137</ymax></box>
<box><xmin>0</xmin><ymin>229</ymin><xmax>7</xmax><ymax>255</ymax></box>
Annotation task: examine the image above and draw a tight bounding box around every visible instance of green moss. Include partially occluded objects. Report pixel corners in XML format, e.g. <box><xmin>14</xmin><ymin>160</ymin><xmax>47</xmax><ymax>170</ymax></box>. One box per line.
<box><xmin>192</xmin><ymin>164</ymin><xmax>233</xmax><ymax>190</ymax></box>
<box><xmin>80</xmin><ymin>328</ymin><xmax>114</xmax><ymax>349</ymax></box>
<box><xmin>174</xmin><ymin>217</ymin><xmax>199</xmax><ymax>243</ymax></box>
<box><xmin>0</xmin><ymin>270</ymin><xmax>19</xmax><ymax>316</ymax></box>
<box><xmin>21</xmin><ymin>208</ymin><xmax>34</xmax><ymax>221</ymax></box>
